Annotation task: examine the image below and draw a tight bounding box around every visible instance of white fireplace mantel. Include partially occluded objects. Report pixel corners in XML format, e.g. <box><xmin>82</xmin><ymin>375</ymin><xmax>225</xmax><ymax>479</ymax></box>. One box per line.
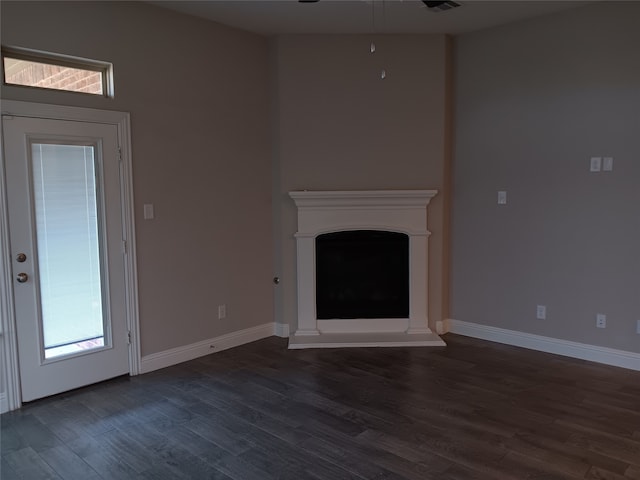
<box><xmin>288</xmin><ymin>190</ymin><xmax>446</xmax><ymax>349</ymax></box>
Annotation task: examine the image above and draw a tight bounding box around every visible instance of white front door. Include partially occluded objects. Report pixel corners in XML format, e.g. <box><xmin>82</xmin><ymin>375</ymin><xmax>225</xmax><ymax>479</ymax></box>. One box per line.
<box><xmin>2</xmin><ymin>115</ymin><xmax>130</xmax><ymax>402</ymax></box>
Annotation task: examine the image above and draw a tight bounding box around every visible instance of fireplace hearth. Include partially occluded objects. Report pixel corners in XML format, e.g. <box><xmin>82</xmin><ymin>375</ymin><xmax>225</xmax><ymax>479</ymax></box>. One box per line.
<box><xmin>288</xmin><ymin>190</ymin><xmax>446</xmax><ymax>349</ymax></box>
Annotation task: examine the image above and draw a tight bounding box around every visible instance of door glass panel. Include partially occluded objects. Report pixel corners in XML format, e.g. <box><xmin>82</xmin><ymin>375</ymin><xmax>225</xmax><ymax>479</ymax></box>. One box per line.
<box><xmin>31</xmin><ymin>143</ymin><xmax>106</xmax><ymax>359</ymax></box>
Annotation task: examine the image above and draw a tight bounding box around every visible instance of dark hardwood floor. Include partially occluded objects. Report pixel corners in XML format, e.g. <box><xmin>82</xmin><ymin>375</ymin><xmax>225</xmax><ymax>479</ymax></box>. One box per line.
<box><xmin>2</xmin><ymin>333</ymin><xmax>640</xmax><ymax>480</ymax></box>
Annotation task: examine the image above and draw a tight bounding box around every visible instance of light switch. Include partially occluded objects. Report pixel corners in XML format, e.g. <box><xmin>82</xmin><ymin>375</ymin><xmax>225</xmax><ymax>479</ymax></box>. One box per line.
<box><xmin>603</xmin><ymin>157</ymin><xmax>613</xmax><ymax>171</ymax></box>
<box><xmin>143</xmin><ymin>204</ymin><xmax>154</xmax><ymax>220</ymax></box>
<box><xmin>497</xmin><ymin>191</ymin><xmax>507</xmax><ymax>205</ymax></box>
<box><xmin>590</xmin><ymin>157</ymin><xmax>602</xmax><ymax>172</ymax></box>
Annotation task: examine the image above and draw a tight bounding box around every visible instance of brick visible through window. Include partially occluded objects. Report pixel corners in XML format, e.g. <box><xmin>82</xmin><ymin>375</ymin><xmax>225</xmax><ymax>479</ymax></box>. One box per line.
<box><xmin>2</xmin><ymin>48</ymin><xmax>112</xmax><ymax>97</ymax></box>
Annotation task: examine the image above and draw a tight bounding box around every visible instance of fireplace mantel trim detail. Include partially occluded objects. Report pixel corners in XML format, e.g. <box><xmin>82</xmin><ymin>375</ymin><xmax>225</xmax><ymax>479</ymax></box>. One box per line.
<box><xmin>288</xmin><ymin>190</ymin><xmax>446</xmax><ymax>349</ymax></box>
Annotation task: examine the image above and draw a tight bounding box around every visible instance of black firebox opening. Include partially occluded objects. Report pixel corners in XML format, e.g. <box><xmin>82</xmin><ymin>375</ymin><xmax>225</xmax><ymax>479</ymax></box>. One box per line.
<box><xmin>315</xmin><ymin>230</ymin><xmax>409</xmax><ymax>319</ymax></box>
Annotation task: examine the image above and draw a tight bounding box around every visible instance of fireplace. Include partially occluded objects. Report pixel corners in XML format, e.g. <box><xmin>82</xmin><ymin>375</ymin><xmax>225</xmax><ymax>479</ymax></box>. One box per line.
<box><xmin>316</xmin><ymin>230</ymin><xmax>409</xmax><ymax>320</ymax></box>
<box><xmin>288</xmin><ymin>190</ymin><xmax>446</xmax><ymax>349</ymax></box>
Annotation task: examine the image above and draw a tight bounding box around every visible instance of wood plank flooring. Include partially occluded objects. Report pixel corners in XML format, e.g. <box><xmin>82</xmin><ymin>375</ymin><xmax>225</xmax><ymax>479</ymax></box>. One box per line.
<box><xmin>2</xmin><ymin>333</ymin><xmax>639</xmax><ymax>479</ymax></box>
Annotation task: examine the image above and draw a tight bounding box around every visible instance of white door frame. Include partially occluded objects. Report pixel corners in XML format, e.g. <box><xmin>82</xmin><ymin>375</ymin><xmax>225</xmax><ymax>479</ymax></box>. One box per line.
<box><xmin>0</xmin><ymin>100</ymin><xmax>140</xmax><ymax>412</ymax></box>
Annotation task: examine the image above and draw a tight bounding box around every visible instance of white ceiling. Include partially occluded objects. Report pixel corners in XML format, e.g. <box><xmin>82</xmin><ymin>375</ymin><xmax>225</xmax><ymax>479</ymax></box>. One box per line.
<box><xmin>150</xmin><ymin>0</ymin><xmax>594</xmax><ymax>36</ymax></box>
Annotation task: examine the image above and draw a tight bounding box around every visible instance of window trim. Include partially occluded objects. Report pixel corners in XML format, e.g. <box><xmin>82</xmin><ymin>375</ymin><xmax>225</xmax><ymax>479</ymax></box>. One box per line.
<box><xmin>1</xmin><ymin>46</ymin><xmax>114</xmax><ymax>98</ymax></box>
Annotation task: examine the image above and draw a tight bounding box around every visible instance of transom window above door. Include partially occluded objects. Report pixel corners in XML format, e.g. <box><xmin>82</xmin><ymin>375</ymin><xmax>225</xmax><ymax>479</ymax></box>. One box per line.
<box><xmin>2</xmin><ymin>46</ymin><xmax>114</xmax><ymax>97</ymax></box>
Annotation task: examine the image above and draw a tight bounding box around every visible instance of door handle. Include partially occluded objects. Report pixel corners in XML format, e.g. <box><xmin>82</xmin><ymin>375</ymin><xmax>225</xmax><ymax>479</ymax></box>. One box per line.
<box><xmin>16</xmin><ymin>272</ymin><xmax>28</xmax><ymax>283</ymax></box>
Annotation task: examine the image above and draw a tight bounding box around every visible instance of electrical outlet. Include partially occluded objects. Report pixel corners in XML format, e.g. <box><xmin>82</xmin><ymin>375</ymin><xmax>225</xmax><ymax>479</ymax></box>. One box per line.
<box><xmin>596</xmin><ymin>313</ymin><xmax>606</xmax><ymax>329</ymax></box>
<box><xmin>497</xmin><ymin>191</ymin><xmax>507</xmax><ymax>205</ymax></box>
<box><xmin>218</xmin><ymin>304</ymin><xmax>226</xmax><ymax>320</ymax></box>
<box><xmin>590</xmin><ymin>157</ymin><xmax>602</xmax><ymax>172</ymax></box>
<box><xmin>602</xmin><ymin>156</ymin><xmax>614</xmax><ymax>172</ymax></box>
<box><xmin>536</xmin><ymin>305</ymin><xmax>546</xmax><ymax>320</ymax></box>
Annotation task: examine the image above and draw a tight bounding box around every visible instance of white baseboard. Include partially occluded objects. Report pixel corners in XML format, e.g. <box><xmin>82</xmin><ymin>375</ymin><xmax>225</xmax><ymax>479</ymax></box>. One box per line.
<box><xmin>140</xmin><ymin>322</ymin><xmax>277</xmax><ymax>374</ymax></box>
<box><xmin>274</xmin><ymin>322</ymin><xmax>290</xmax><ymax>338</ymax></box>
<box><xmin>436</xmin><ymin>319</ymin><xmax>451</xmax><ymax>335</ymax></box>
<box><xmin>0</xmin><ymin>392</ymin><xmax>8</xmax><ymax>414</ymax></box>
<box><xmin>448</xmin><ymin>319</ymin><xmax>640</xmax><ymax>371</ymax></box>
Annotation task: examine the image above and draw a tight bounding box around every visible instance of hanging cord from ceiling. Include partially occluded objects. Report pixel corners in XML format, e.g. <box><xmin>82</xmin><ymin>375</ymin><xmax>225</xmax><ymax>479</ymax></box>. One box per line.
<box><xmin>370</xmin><ymin>0</ymin><xmax>387</xmax><ymax>79</ymax></box>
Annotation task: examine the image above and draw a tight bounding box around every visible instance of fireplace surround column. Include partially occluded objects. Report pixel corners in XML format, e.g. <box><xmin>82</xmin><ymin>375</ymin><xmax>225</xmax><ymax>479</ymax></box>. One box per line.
<box><xmin>294</xmin><ymin>234</ymin><xmax>319</xmax><ymax>336</ymax></box>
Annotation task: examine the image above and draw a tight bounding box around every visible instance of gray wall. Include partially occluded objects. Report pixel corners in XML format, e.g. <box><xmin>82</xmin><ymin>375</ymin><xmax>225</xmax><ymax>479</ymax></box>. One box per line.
<box><xmin>272</xmin><ymin>34</ymin><xmax>452</xmax><ymax>333</ymax></box>
<box><xmin>1</xmin><ymin>1</ymin><xmax>274</xmax><ymax>356</ymax></box>
<box><xmin>451</xmin><ymin>2</ymin><xmax>640</xmax><ymax>352</ymax></box>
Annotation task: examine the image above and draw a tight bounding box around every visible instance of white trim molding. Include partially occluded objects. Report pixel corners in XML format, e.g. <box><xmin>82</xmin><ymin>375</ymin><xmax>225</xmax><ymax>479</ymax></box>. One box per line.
<box><xmin>140</xmin><ymin>323</ymin><xmax>276</xmax><ymax>374</ymax></box>
<box><xmin>1</xmin><ymin>160</ymin><xmax>22</xmax><ymax>412</ymax></box>
<box><xmin>448</xmin><ymin>319</ymin><xmax>640</xmax><ymax>371</ymax></box>
<box><xmin>289</xmin><ymin>332</ymin><xmax>445</xmax><ymax>349</ymax></box>
<box><xmin>274</xmin><ymin>322</ymin><xmax>290</xmax><ymax>338</ymax></box>
<box><xmin>436</xmin><ymin>318</ymin><xmax>451</xmax><ymax>335</ymax></box>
